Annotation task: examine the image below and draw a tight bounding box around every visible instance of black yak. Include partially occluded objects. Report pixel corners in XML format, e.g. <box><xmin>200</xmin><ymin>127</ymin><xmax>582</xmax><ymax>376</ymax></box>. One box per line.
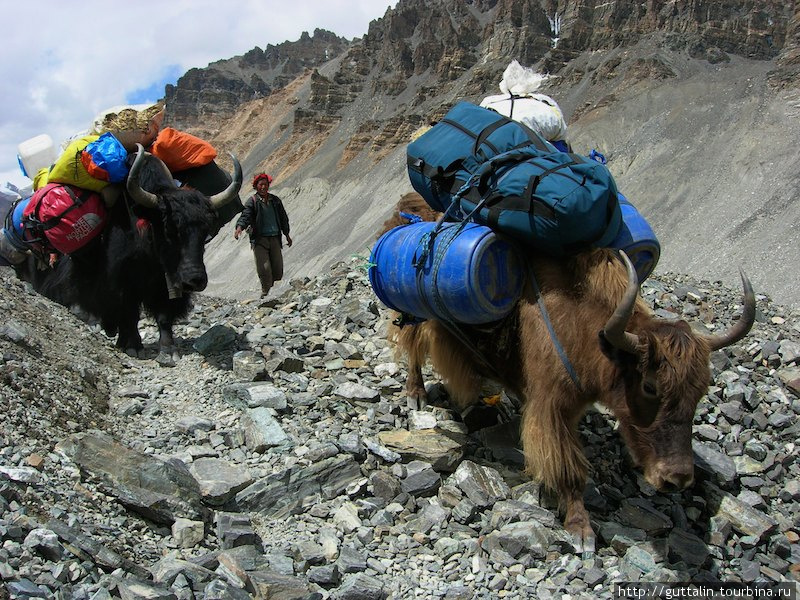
<box><xmin>22</xmin><ymin>144</ymin><xmax>242</xmax><ymax>364</ymax></box>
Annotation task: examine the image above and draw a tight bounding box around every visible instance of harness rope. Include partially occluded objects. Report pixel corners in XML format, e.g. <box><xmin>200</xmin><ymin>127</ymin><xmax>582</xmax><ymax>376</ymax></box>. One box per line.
<box><xmin>525</xmin><ymin>262</ymin><xmax>584</xmax><ymax>392</ymax></box>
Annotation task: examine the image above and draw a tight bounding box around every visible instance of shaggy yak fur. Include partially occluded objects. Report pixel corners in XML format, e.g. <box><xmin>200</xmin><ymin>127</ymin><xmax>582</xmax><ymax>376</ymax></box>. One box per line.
<box><xmin>20</xmin><ymin>147</ymin><xmax>242</xmax><ymax>363</ymax></box>
<box><xmin>379</xmin><ymin>193</ymin><xmax>755</xmax><ymax>553</ymax></box>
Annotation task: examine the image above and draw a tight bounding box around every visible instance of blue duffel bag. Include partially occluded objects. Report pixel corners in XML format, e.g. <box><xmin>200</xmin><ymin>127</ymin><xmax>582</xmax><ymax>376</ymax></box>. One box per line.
<box><xmin>453</xmin><ymin>145</ymin><xmax>622</xmax><ymax>256</ymax></box>
<box><xmin>407</xmin><ymin>101</ymin><xmax>622</xmax><ymax>256</ymax></box>
<box><xmin>407</xmin><ymin>101</ymin><xmax>543</xmax><ymax>212</ymax></box>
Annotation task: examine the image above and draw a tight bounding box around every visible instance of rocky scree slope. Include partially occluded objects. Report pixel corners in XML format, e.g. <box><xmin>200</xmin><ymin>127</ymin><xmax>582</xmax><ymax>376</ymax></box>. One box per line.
<box><xmin>1</xmin><ymin>261</ymin><xmax>800</xmax><ymax>599</ymax></box>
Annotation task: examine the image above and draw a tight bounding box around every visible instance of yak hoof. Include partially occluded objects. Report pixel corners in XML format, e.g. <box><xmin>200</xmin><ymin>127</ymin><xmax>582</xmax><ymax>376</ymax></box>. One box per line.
<box><xmin>405</xmin><ymin>384</ymin><xmax>428</xmax><ymax>410</ymax></box>
<box><xmin>406</xmin><ymin>393</ymin><xmax>428</xmax><ymax>411</ymax></box>
<box><xmin>565</xmin><ymin>522</ymin><xmax>596</xmax><ymax>558</ymax></box>
<box><xmin>156</xmin><ymin>350</ymin><xmax>178</xmax><ymax>367</ymax></box>
<box><xmin>124</xmin><ymin>347</ymin><xmax>145</xmax><ymax>359</ymax></box>
<box><xmin>570</xmin><ymin>530</ymin><xmax>596</xmax><ymax>558</ymax></box>
<box><xmin>564</xmin><ymin>502</ymin><xmax>596</xmax><ymax>557</ymax></box>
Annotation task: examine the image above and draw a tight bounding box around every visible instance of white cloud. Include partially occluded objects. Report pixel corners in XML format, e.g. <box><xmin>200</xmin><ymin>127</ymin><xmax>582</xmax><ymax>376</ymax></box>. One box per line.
<box><xmin>1</xmin><ymin>0</ymin><xmax>394</xmax><ymax>191</ymax></box>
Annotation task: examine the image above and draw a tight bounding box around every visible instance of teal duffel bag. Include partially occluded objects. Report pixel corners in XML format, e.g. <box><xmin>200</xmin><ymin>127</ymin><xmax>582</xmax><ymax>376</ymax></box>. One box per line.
<box><xmin>453</xmin><ymin>145</ymin><xmax>622</xmax><ymax>256</ymax></box>
<box><xmin>407</xmin><ymin>101</ymin><xmax>542</xmax><ymax>212</ymax></box>
<box><xmin>407</xmin><ymin>101</ymin><xmax>622</xmax><ymax>256</ymax></box>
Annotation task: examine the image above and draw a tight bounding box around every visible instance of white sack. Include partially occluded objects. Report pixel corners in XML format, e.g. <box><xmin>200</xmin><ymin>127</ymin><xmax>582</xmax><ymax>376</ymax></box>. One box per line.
<box><xmin>480</xmin><ymin>93</ymin><xmax>568</xmax><ymax>141</ymax></box>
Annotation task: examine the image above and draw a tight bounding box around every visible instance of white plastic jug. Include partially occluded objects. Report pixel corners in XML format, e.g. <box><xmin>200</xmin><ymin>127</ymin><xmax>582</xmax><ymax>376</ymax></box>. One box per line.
<box><xmin>17</xmin><ymin>134</ymin><xmax>57</xmax><ymax>178</ymax></box>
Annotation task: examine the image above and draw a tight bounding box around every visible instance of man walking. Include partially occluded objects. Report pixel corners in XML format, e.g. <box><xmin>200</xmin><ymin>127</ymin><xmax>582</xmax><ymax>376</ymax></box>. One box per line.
<box><xmin>234</xmin><ymin>173</ymin><xmax>292</xmax><ymax>298</ymax></box>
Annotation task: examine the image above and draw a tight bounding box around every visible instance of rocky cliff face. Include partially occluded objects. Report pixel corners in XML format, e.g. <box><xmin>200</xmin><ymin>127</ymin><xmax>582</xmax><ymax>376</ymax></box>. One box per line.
<box><xmin>167</xmin><ymin>0</ymin><xmax>796</xmax><ymax>158</ymax></box>
<box><xmin>548</xmin><ymin>0</ymin><xmax>791</xmax><ymax>57</ymax></box>
<box><xmin>166</xmin><ymin>0</ymin><xmax>796</xmax><ymax>157</ymax></box>
<box><xmin>772</xmin><ymin>3</ymin><xmax>800</xmax><ymax>86</ymax></box>
<box><xmin>163</xmin><ymin>0</ymin><xmax>799</xmax><ymax>308</ymax></box>
<box><xmin>163</xmin><ymin>28</ymin><xmax>350</xmax><ymax>128</ymax></box>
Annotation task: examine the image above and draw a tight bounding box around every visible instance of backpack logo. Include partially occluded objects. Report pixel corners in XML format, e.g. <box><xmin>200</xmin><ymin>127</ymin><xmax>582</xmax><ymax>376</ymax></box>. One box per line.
<box><xmin>66</xmin><ymin>213</ymin><xmax>104</xmax><ymax>241</ymax></box>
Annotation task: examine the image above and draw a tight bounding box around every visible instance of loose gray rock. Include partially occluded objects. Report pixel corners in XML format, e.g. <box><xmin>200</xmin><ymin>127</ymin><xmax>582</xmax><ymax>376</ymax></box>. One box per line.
<box><xmin>193</xmin><ymin>324</ymin><xmax>238</xmax><ymax>353</ymax></box>
<box><xmin>377</xmin><ymin>429</ymin><xmax>467</xmax><ymax>472</ymax></box>
<box><xmin>702</xmin><ymin>482</ymin><xmax>778</xmax><ymax>540</ymax></box>
<box><xmin>334</xmin><ymin>382</ymin><xmax>381</xmax><ymax>402</ymax></box>
<box><xmin>232</xmin><ymin>350</ymin><xmax>268</xmax><ymax>381</ymax></box>
<box><xmin>23</xmin><ymin>528</ymin><xmax>64</xmax><ymax>561</ymax></box>
<box><xmin>171</xmin><ymin>518</ymin><xmax>205</xmax><ymax>548</ymax></box>
<box><xmin>236</xmin><ymin>454</ymin><xmax>362</xmax><ymax>518</ymax></box>
<box><xmin>451</xmin><ymin>461</ymin><xmax>511</xmax><ymax>508</ymax></box>
<box><xmin>241</xmin><ymin>407</ymin><xmax>290</xmax><ymax>451</ymax></box>
<box><xmin>189</xmin><ymin>457</ymin><xmax>254</xmax><ymax>505</ymax></box>
<box><xmin>55</xmin><ymin>432</ymin><xmax>203</xmax><ymax>524</ymax></box>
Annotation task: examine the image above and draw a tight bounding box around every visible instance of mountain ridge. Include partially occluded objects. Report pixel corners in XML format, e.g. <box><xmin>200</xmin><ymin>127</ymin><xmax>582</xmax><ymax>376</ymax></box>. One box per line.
<box><xmin>165</xmin><ymin>0</ymin><xmax>799</xmax><ymax>308</ymax></box>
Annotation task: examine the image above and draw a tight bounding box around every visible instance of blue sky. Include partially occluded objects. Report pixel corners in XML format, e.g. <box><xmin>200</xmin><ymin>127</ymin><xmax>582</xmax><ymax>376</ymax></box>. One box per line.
<box><xmin>126</xmin><ymin>65</ymin><xmax>184</xmax><ymax>105</ymax></box>
<box><xmin>1</xmin><ymin>0</ymin><xmax>395</xmax><ymax>191</ymax></box>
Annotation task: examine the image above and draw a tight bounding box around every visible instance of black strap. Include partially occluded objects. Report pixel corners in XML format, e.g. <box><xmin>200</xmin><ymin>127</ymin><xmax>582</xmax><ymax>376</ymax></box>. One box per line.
<box><xmin>515</xmin><ymin>124</ymin><xmax>551</xmax><ymax>153</ymax></box>
<box><xmin>530</xmin><ymin>158</ymin><xmax>580</xmax><ymax>183</ymax></box>
<box><xmin>484</xmin><ymin>193</ymin><xmax>556</xmax><ymax>228</ymax></box>
<box><xmin>3</xmin><ymin>198</ymin><xmax>19</xmax><ymax>231</ymax></box>
<box><xmin>440</xmin><ymin>115</ymin><xmax>528</xmax><ymax>158</ymax></box>
<box><xmin>440</xmin><ymin>117</ymin><xmax>502</xmax><ymax>156</ymax></box>
<box><xmin>471</xmin><ymin>117</ymin><xmax>510</xmax><ymax>156</ymax></box>
<box><xmin>408</xmin><ymin>155</ymin><xmax>464</xmax><ymax>186</ymax></box>
<box><xmin>523</xmin><ymin>175</ymin><xmax>540</xmax><ymax>208</ymax></box>
<box><xmin>444</xmin><ymin>113</ymin><xmax>552</xmax><ymax>158</ymax></box>
<box><xmin>437</xmin><ymin>319</ymin><xmax>506</xmax><ymax>383</ymax></box>
<box><xmin>3</xmin><ymin>198</ymin><xmax>32</xmax><ymax>251</ymax></box>
<box><xmin>458</xmin><ymin>154</ymin><xmax>578</xmax><ymax>220</ymax></box>
<box><xmin>487</xmin><ymin>207</ymin><xmax>502</xmax><ymax>231</ymax></box>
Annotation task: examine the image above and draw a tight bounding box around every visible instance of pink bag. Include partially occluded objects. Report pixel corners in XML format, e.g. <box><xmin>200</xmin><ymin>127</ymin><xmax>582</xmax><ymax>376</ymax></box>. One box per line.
<box><xmin>22</xmin><ymin>183</ymin><xmax>107</xmax><ymax>254</ymax></box>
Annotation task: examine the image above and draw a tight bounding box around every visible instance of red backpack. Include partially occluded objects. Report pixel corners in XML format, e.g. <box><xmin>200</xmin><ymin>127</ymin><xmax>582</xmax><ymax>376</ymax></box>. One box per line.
<box><xmin>22</xmin><ymin>183</ymin><xmax>107</xmax><ymax>255</ymax></box>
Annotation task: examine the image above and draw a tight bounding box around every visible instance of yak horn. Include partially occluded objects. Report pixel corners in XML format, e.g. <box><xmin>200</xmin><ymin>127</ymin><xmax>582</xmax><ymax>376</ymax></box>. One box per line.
<box><xmin>603</xmin><ymin>250</ymin><xmax>641</xmax><ymax>355</ymax></box>
<box><xmin>705</xmin><ymin>270</ymin><xmax>756</xmax><ymax>351</ymax></box>
<box><xmin>126</xmin><ymin>144</ymin><xmax>159</xmax><ymax>208</ymax></box>
<box><xmin>208</xmin><ymin>152</ymin><xmax>243</xmax><ymax>209</ymax></box>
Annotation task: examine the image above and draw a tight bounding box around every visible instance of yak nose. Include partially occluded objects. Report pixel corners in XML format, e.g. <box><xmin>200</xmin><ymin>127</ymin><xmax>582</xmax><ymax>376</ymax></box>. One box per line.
<box><xmin>660</xmin><ymin>471</ymin><xmax>694</xmax><ymax>493</ymax></box>
<box><xmin>183</xmin><ymin>271</ymin><xmax>208</xmax><ymax>292</ymax></box>
<box><xmin>650</xmin><ymin>462</ymin><xmax>695</xmax><ymax>493</ymax></box>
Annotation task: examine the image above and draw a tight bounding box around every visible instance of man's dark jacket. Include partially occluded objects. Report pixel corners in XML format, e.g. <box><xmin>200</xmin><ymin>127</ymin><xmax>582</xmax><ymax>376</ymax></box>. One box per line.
<box><xmin>236</xmin><ymin>193</ymin><xmax>290</xmax><ymax>247</ymax></box>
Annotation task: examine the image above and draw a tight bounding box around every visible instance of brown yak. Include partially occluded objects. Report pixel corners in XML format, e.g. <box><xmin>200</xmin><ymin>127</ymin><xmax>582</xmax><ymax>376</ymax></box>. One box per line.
<box><xmin>380</xmin><ymin>194</ymin><xmax>756</xmax><ymax>554</ymax></box>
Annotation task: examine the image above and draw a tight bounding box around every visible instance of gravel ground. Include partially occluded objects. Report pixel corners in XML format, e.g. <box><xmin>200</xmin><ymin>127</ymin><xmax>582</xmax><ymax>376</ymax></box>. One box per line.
<box><xmin>1</xmin><ymin>259</ymin><xmax>799</xmax><ymax>599</ymax></box>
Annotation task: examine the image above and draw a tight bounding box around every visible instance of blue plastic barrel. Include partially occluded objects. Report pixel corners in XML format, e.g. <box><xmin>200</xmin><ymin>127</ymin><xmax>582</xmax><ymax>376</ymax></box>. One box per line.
<box><xmin>2</xmin><ymin>197</ymin><xmax>32</xmax><ymax>252</ymax></box>
<box><xmin>369</xmin><ymin>221</ymin><xmax>524</xmax><ymax>324</ymax></box>
<box><xmin>610</xmin><ymin>193</ymin><xmax>660</xmax><ymax>282</ymax></box>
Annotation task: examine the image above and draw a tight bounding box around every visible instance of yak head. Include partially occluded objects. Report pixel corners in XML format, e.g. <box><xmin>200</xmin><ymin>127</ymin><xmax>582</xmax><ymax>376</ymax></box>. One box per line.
<box><xmin>599</xmin><ymin>252</ymin><xmax>756</xmax><ymax>493</ymax></box>
<box><xmin>126</xmin><ymin>144</ymin><xmax>242</xmax><ymax>298</ymax></box>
